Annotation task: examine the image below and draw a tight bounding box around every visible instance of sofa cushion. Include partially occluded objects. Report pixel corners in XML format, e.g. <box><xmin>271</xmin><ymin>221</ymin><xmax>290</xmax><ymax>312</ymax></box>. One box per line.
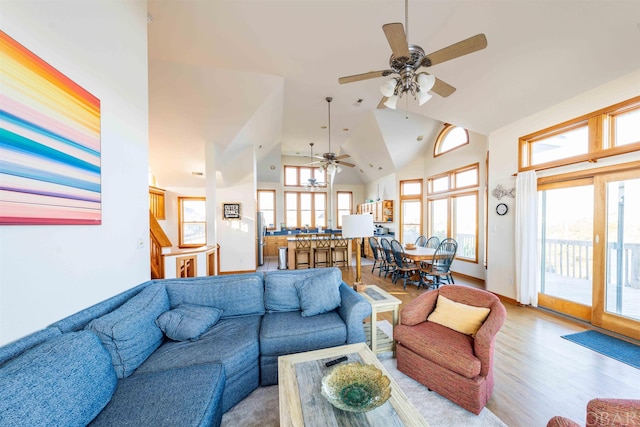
<box><xmin>260</xmin><ymin>310</ymin><xmax>347</xmax><ymax>356</ymax></box>
<box><xmin>0</xmin><ymin>331</ymin><xmax>117</xmax><ymax>427</ymax></box>
<box><xmin>395</xmin><ymin>321</ymin><xmax>481</xmax><ymax>378</ymax></box>
<box><xmin>86</xmin><ymin>283</ymin><xmax>169</xmax><ymax>378</ymax></box>
<box><xmin>89</xmin><ymin>363</ymin><xmax>225</xmax><ymax>427</ymax></box>
<box><xmin>156</xmin><ymin>304</ymin><xmax>223</xmax><ymax>341</ymax></box>
<box><xmin>164</xmin><ymin>273</ymin><xmax>265</xmax><ymax>318</ymax></box>
<box><xmin>427</xmin><ymin>295</ymin><xmax>490</xmax><ymax>337</ymax></box>
<box><xmin>264</xmin><ymin>267</ymin><xmax>342</xmax><ymax>313</ymax></box>
<box><xmin>295</xmin><ymin>274</ymin><xmax>341</xmax><ymax>317</ymax></box>
<box><xmin>0</xmin><ymin>327</ymin><xmax>62</xmax><ymax>367</ymax></box>
<box><xmin>135</xmin><ymin>315</ymin><xmax>261</xmax><ymax>381</ymax></box>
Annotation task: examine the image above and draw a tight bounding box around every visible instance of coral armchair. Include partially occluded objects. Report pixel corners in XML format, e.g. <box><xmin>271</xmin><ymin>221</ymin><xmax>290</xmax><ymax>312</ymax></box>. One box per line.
<box><xmin>394</xmin><ymin>285</ymin><xmax>506</xmax><ymax>414</ymax></box>
<box><xmin>547</xmin><ymin>398</ymin><xmax>640</xmax><ymax>427</ymax></box>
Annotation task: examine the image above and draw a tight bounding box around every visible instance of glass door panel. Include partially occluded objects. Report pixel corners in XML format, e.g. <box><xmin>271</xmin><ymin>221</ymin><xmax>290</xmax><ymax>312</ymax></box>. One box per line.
<box><xmin>605</xmin><ymin>178</ymin><xmax>640</xmax><ymax>321</ymax></box>
<box><xmin>539</xmin><ymin>184</ymin><xmax>594</xmax><ymax>306</ymax></box>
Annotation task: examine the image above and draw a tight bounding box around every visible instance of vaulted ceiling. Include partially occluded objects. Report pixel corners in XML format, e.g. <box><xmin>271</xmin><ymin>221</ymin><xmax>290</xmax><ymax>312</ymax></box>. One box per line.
<box><xmin>146</xmin><ymin>0</ymin><xmax>640</xmax><ymax>188</ymax></box>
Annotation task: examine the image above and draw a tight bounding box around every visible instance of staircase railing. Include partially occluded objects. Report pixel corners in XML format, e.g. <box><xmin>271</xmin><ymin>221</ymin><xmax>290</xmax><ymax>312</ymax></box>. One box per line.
<box><xmin>150</xmin><ymin>211</ymin><xmax>172</xmax><ymax>279</ymax></box>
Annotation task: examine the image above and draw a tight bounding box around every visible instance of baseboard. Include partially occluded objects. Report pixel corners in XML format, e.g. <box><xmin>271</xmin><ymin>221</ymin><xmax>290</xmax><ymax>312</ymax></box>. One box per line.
<box><xmin>219</xmin><ymin>269</ymin><xmax>257</xmax><ymax>275</ymax></box>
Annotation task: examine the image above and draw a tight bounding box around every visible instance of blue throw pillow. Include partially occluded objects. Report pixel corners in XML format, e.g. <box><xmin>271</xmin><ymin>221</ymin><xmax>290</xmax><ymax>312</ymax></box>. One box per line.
<box><xmin>86</xmin><ymin>283</ymin><xmax>169</xmax><ymax>378</ymax></box>
<box><xmin>294</xmin><ymin>275</ymin><xmax>341</xmax><ymax>317</ymax></box>
<box><xmin>156</xmin><ymin>304</ymin><xmax>223</xmax><ymax>341</ymax></box>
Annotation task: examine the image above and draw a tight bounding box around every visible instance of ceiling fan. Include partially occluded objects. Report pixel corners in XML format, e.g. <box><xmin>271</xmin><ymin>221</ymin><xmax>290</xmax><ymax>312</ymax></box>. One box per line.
<box><xmin>303</xmin><ymin>142</ymin><xmax>326</xmax><ymax>191</ymax></box>
<box><xmin>306</xmin><ymin>97</ymin><xmax>355</xmax><ymax>171</ymax></box>
<box><xmin>338</xmin><ymin>0</ymin><xmax>487</xmax><ymax>109</ymax></box>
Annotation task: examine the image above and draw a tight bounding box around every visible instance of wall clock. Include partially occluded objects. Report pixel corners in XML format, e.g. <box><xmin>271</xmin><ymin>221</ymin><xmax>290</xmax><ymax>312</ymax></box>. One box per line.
<box><xmin>496</xmin><ymin>203</ymin><xmax>508</xmax><ymax>216</ymax></box>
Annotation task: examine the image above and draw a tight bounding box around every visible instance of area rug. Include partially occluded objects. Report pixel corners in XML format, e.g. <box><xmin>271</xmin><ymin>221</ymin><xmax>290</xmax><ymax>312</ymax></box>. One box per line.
<box><xmin>221</xmin><ymin>321</ymin><xmax>506</xmax><ymax>427</ymax></box>
<box><xmin>562</xmin><ymin>330</ymin><xmax>640</xmax><ymax>369</ymax></box>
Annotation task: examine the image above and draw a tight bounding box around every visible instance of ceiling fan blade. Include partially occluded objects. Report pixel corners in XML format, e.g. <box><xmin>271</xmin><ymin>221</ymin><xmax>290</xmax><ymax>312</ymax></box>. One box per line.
<box><xmin>335</xmin><ymin>154</ymin><xmax>351</xmax><ymax>160</ymax></box>
<box><xmin>382</xmin><ymin>23</ymin><xmax>410</xmax><ymax>59</ymax></box>
<box><xmin>431</xmin><ymin>77</ymin><xmax>456</xmax><ymax>97</ymax></box>
<box><xmin>339</xmin><ymin>70</ymin><xmax>393</xmax><ymax>84</ymax></box>
<box><xmin>336</xmin><ymin>160</ymin><xmax>356</xmax><ymax>167</ymax></box>
<box><xmin>377</xmin><ymin>97</ymin><xmax>388</xmax><ymax>109</ymax></box>
<box><xmin>421</xmin><ymin>34</ymin><xmax>488</xmax><ymax>67</ymax></box>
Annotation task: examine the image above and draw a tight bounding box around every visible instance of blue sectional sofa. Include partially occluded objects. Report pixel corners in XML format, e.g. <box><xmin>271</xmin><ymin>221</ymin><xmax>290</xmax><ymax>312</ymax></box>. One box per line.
<box><xmin>0</xmin><ymin>268</ymin><xmax>371</xmax><ymax>427</ymax></box>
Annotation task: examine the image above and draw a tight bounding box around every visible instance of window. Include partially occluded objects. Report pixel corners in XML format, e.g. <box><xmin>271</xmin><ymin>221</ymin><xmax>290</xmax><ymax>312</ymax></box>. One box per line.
<box><xmin>519</xmin><ymin>96</ymin><xmax>640</xmax><ymax>171</ymax></box>
<box><xmin>178</xmin><ymin>197</ymin><xmax>206</xmax><ymax>248</ymax></box>
<box><xmin>427</xmin><ymin>163</ymin><xmax>479</xmax><ymax>195</ymax></box>
<box><xmin>427</xmin><ymin>164</ymin><xmax>480</xmax><ymax>263</ymax></box>
<box><xmin>399</xmin><ymin>180</ymin><xmax>422</xmax><ymax>244</ymax></box>
<box><xmin>284</xmin><ymin>191</ymin><xmax>327</xmax><ymax>229</ymax></box>
<box><xmin>336</xmin><ymin>191</ymin><xmax>353</xmax><ymax>228</ymax></box>
<box><xmin>257</xmin><ymin>189</ymin><xmax>276</xmax><ymax>230</ymax></box>
<box><xmin>283</xmin><ymin>165</ymin><xmax>326</xmax><ymax>187</ymax></box>
<box><xmin>434</xmin><ymin>124</ymin><xmax>469</xmax><ymax>157</ymax></box>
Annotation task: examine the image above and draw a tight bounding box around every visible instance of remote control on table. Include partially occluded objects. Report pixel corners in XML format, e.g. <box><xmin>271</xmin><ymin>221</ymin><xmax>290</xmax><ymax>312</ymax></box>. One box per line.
<box><xmin>325</xmin><ymin>356</ymin><xmax>348</xmax><ymax>367</ymax></box>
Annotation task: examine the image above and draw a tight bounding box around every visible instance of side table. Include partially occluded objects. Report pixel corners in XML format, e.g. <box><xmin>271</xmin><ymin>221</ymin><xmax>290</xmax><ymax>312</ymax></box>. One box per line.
<box><xmin>359</xmin><ymin>285</ymin><xmax>402</xmax><ymax>356</ymax></box>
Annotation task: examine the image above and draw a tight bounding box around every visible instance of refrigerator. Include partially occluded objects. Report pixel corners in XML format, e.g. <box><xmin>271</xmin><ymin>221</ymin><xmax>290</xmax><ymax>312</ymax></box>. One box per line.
<box><xmin>257</xmin><ymin>212</ymin><xmax>266</xmax><ymax>266</ymax></box>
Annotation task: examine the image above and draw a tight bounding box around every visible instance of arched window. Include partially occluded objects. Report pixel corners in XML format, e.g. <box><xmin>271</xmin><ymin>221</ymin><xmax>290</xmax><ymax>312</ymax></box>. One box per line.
<box><xmin>434</xmin><ymin>124</ymin><xmax>469</xmax><ymax>157</ymax></box>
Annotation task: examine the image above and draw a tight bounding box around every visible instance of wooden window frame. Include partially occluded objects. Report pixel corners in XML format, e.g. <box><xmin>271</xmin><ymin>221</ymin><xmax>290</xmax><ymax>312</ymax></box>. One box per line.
<box><xmin>178</xmin><ymin>196</ymin><xmax>206</xmax><ymax>248</ymax></box>
<box><xmin>427</xmin><ymin>163</ymin><xmax>479</xmax><ymax>196</ymax></box>
<box><xmin>257</xmin><ymin>189</ymin><xmax>276</xmax><ymax>230</ymax></box>
<box><xmin>283</xmin><ymin>191</ymin><xmax>327</xmax><ymax>229</ymax></box>
<box><xmin>434</xmin><ymin>123</ymin><xmax>470</xmax><ymax>157</ymax></box>
<box><xmin>519</xmin><ymin>96</ymin><xmax>640</xmax><ymax>173</ymax></box>
<box><xmin>399</xmin><ymin>179</ymin><xmax>423</xmax><ymax>243</ymax></box>
<box><xmin>336</xmin><ymin>191</ymin><xmax>353</xmax><ymax>229</ymax></box>
<box><xmin>283</xmin><ymin>165</ymin><xmax>327</xmax><ymax>188</ymax></box>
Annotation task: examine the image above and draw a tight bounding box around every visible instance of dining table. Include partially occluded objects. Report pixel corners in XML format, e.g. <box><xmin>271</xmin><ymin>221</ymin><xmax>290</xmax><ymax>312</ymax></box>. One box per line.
<box><xmin>402</xmin><ymin>246</ymin><xmax>436</xmax><ymax>262</ymax></box>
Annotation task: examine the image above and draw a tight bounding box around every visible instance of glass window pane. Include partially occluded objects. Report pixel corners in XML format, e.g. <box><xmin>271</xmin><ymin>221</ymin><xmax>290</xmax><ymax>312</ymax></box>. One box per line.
<box><xmin>454</xmin><ymin>195</ymin><xmax>476</xmax><ymax>260</ymax></box>
<box><xmin>402</xmin><ymin>181</ymin><xmax>421</xmax><ymax>195</ymax></box>
<box><xmin>299</xmin><ymin>168</ymin><xmax>311</xmax><ymax>184</ymax></box>
<box><xmin>313</xmin><ymin>168</ymin><xmax>325</xmax><ymax>182</ymax></box>
<box><xmin>430</xmin><ymin>199</ymin><xmax>448</xmax><ymax>240</ymax></box>
<box><xmin>183</xmin><ymin>200</ymin><xmax>205</xmax><ymax>221</ymax></box>
<box><xmin>258</xmin><ymin>191</ymin><xmax>274</xmax><ymax>209</ymax></box>
<box><xmin>263</xmin><ymin>212</ymin><xmax>274</xmax><ymax>228</ymax></box>
<box><xmin>402</xmin><ymin>200</ymin><xmax>421</xmax><ymax>244</ymax></box>
<box><xmin>300</xmin><ymin>193</ymin><xmax>312</xmax><ymax>209</ymax></box>
<box><xmin>286</xmin><ymin>212</ymin><xmax>297</xmax><ymax>227</ymax></box>
<box><xmin>183</xmin><ymin>223</ymin><xmax>206</xmax><ymax>245</ymax></box>
<box><xmin>614</xmin><ymin>109</ymin><xmax>640</xmax><ymax>147</ymax></box>
<box><xmin>300</xmin><ymin>212</ymin><xmax>312</xmax><ymax>227</ymax></box>
<box><xmin>314</xmin><ymin>194</ymin><xmax>325</xmax><ymax>210</ymax></box>
<box><xmin>337</xmin><ymin>192</ymin><xmax>351</xmax><ymax>209</ymax></box>
<box><xmin>440</xmin><ymin>126</ymin><xmax>468</xmax><ymax>153</ymax></box>
<box><xmin>432</xmin><ymin>176</ymin><xmax>449</xmax><ymax>193</ymax></box>
<box><xmin>531</xmin><ymin>126</ymin><xmax>588</xmax><ymax>165</ymax></box>
<box><xmin>605</xmin><ymin>178</ymin><xmax>640</xmax><ymax>320</ymax></box>
<box><xmin>284</xmin><ymin>167</ymin><xmax>297</xmax><ymax>186</ymax></box>
<box><xmin>337</xmin><ymin>210</ymin><xmax>349</xmax><ymax>227</ymax></box>
<box><xmin>285</xmin><ymin>193</ymin><xmax>297</xmax><ymax>209</ymax></box>
<box><xmin>455</xmin><ymin>168</ymin><xmax>478</xmax><ymax>188</ymax></box>
<box><xmin>538</xmin><ymin>185</ymin><xmax>594</xmax><ymax>306</ymax></box>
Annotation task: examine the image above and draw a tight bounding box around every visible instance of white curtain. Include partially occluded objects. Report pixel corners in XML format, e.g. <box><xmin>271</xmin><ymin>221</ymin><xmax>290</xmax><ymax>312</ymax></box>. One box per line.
<box><xmin>515</xmin><ymin>171</ymin><xmax>539</xmax><ymax>306</ymax></box>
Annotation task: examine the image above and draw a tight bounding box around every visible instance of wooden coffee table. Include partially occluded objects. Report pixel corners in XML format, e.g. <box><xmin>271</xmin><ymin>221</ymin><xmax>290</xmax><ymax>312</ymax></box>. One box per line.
<box><xmin>278</xmin><ymin>343</ymin><xmax>428</xmax><ymax>427</ymax></box>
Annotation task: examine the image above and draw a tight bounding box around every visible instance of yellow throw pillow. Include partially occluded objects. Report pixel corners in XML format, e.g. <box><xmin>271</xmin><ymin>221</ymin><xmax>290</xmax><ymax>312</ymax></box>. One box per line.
<box><xmin>427</xmin><ymin>295</ymin><xmax>491</xmax><ymax>336</ymax></box>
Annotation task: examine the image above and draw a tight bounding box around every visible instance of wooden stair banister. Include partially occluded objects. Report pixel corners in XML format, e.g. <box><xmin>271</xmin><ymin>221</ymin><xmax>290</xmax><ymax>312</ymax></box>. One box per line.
<box><xmin>150</xmin><ymin>211</ymin><xmax>172</xmax><ymax>279</ymax></box>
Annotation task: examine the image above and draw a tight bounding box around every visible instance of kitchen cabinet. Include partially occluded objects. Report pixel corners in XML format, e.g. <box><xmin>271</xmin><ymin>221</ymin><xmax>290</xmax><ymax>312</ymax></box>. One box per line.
<box><xmin>358</xmin><ymin>200</ymin><xmax>393</xmax><ymax>223</ymax></box>
<box><xmin>265</xmin><ymin>236</ymin><xmax>288</xmax><ymax>256</ymax></box>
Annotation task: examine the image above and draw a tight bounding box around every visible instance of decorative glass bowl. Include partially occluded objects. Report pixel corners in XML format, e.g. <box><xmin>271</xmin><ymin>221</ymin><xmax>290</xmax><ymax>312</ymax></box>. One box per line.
<box><xmin>405</xmin><ymin>243</ymin><xmax>416</xmax><ymax>250</ymax></box>
<box><xmin>321</xmin><ymin>362</ymin><xmax>391</xmax><ymax>412</ymax></box>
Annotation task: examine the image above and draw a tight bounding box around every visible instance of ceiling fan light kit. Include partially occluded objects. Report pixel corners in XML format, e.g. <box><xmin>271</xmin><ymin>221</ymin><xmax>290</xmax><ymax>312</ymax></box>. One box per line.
<box><xmin>338</xmin><ymin>0</ymin><xmax>487</xmax><ymax>109</ymax></box>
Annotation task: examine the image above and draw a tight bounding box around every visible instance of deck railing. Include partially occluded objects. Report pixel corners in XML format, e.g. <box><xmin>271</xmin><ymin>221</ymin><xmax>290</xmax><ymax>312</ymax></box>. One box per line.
<box><xmin>542</xmin><ymin>239</ymin><xmax>640</xmax><ymax>288</ymax></box>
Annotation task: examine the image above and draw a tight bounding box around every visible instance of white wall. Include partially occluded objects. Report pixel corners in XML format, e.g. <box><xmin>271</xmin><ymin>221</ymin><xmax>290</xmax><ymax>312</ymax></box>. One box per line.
<box><xmin>487</xmin><ymin>70</ymin><xmax>640</xmax><ymax>299</ymax></box>
<box><xmin>0</xmin><ymin>0</ymin><xmax>149</xmax><ymax>345</ymax></box>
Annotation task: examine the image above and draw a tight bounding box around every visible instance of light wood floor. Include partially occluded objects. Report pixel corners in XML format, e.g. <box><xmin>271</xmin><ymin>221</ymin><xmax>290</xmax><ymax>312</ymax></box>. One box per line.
<box><xmin>262</xmin><ymin>257</ymin><xmax>640</xmax><ymax>427</ymax></box>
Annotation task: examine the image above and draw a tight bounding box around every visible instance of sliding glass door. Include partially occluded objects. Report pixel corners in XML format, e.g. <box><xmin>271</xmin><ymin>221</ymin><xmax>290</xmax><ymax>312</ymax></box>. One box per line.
<box><xmin>538</xmin><ymin>169</ymin><xmax>640</xmax><ymax>339</ymax></box>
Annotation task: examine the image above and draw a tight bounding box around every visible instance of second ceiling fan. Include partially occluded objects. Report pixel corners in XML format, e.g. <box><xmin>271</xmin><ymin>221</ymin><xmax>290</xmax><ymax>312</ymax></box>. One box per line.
<box><xmin>338</xmin><ymin>1</ymin><xmax>488</xmax><ymax>109</ymax></box>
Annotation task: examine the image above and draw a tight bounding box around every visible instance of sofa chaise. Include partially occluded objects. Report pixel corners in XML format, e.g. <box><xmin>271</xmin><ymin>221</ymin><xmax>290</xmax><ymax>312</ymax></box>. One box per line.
<box><xmin>0</xmin><ymin>267</ymin><xmax>371</xmax><ymax>426</ymax></box>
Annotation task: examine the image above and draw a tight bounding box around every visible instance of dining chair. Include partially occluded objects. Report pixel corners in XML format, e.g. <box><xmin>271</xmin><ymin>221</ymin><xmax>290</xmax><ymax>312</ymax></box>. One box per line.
<box><xmin>331</xmin><ymin>235</ymin><xmax>349</xmax><ymax>267</ymax></box>
<box><xmin>390</xmin><ymin>239</ymin><xmax>419</xmax><ymax>290</ymax></box>
<box><xmin>314</xmin><ymin>234</ymin><xmax>331</xmax><ymax>267</ymax></box>
<box><xmin>379</xmin><ymin>238</ymin><xmax>396</xmax><ymax>279</ymax></box>
<box><xmin>368</xmin><ymin>236</ymin><xmax>385</xmax><ymax>276</ymax></box>
<box><xmin>425</xmin><ymin>236</ymin><xmax>440</xmax><ymax>249</ymax></box>
<box><xmin>294</xmin><ymin>234</ymin><xmax>312</xmax><ymax>269</ymax></box>
<box><xmin>414</xmin><ymin>235</ymin><xmax>427</xmax><ymax>247</ymax></box>
<box><xmin>419</xmin><ymin>238</ymin><xmax>457</xmax><ymax>288</ymax></box>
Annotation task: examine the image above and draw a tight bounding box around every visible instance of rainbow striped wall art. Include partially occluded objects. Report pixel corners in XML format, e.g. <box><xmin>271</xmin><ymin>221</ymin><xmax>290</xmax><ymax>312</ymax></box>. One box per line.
<box><xmin>0</xmin><ymin>30</ymin><xmax>101</xmax><ymax>225</ymax></box>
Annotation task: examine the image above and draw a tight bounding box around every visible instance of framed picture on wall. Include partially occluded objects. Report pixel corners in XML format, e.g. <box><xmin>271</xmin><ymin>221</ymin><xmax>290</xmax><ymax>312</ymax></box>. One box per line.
<box><xmin>222</xmin><ymin>203</ymin><xmax>241</xmax><ymax>220</ymax></box>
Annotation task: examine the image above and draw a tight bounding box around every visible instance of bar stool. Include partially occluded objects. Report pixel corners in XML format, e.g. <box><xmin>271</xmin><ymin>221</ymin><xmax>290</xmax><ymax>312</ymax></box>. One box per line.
<box><xmin>331</xmin><ymin>235</ymin><xmax>349</xmax><ymax>267</ymax></box>
<box><xmin>314</xmin><ymin>234</ymin><xmax>332</xmax><ymax>267</ymax></box>
<box><xmin>294</xmin><ymin>234</ymin><xmax>312</xmax><ymax>269</ymax></box>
